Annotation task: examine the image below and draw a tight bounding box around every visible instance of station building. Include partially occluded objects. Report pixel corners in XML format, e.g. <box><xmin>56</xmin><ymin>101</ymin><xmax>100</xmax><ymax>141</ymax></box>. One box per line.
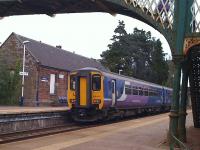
<box><xmin>0</xmin><ymin>33</ymin><xmax>107</xmax><ymax>106</ymax></box>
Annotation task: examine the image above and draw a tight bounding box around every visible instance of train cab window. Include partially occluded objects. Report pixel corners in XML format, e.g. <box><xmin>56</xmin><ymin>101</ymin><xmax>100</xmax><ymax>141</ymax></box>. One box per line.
<box><xmin>70</xmin><ymin>75</ymin><xmax>76</xmax><ymax>90</ymax></box>
<box><xmin>92</xmin><ymin>75</ymin><xmax>101</xmax><ymax>91</ymax></box>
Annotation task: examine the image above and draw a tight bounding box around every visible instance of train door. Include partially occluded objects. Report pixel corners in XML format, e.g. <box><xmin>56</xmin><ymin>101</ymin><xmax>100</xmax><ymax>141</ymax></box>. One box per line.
<box><xmin>111</xmin><ymin>80</ymin><xmax>116</xmax><ymax>106</ymax></box>
<box><xmin>162</xmin><ymin>88</ymin><xmax>165</xmax><ymax>105</ymax></box>
<box><xmin>80</xmin><ymin>77</ymin><xmax>87</xmax><ymax>106</ymax></box>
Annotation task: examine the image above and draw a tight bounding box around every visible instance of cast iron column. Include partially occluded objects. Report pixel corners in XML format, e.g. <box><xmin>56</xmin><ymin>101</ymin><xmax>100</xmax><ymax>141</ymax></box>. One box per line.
<box><xmin>169</xmin><ymin>55</ymin><xmax>182</xmax><ymax>146</ymax></box>
<box><xmin>169</xmin><ymin>0</ymin><xmax>187</xmax><ymax>145</ymax></box>
<box><xmin>178</xmin><ymin>58</ymin><xmax>189</xmax><ymax>142</ymax></box>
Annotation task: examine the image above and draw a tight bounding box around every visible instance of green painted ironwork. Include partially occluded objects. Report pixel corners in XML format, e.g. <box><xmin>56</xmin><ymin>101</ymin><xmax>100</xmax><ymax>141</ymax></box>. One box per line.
<box><xmin>169</xmin><ymin>0</ymin><xmax>187</xmax><ymax>146</ymax></box>
<box><xmin>170</xmin><ymin>133</ymin><xmax>191</xmax><ymax>150</ymax></box>
<box><xmin>190</xmin><ymin>0</ymin><xmax>200</xmax><ymax>33</ymax></box>
<box><xmin>123</xmin><ymin>0</ymin><xmax>174</xmax><ymax>29</ymax></box>
<box><xmin>178</xmin><ymin>59</ymin><xmax>189</xmax><ymax>143</ymax></box>
<box><xmin>169</xmin><ymin>57</ymin><xmax>182</xmax><ymax>145</ymax></box>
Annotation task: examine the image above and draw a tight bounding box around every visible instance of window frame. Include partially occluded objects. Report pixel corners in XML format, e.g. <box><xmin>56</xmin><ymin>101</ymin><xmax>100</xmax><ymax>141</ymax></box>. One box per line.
<box><xmin>70</xmin><ymin>75</ymin><xmax>76</xmax><ymax>91</ymax></box>
<box><xmin>132</xmin><ymin>86</ymin><xmax>138</xmax><ymax>95</ymax></box>
<box><xmin>50</xmin><ymin>74</ymin><xmax>56</xmax><ymax>95</ymax></box>
<box><xmin>92</xmin><ymin>74</ymin><xmax>101</xmax><ymax>91</ymax></box>
<box><xmin>125</xmin><ymin>85</ymin><xmax>132</xmax><ymax>95</ymax></box>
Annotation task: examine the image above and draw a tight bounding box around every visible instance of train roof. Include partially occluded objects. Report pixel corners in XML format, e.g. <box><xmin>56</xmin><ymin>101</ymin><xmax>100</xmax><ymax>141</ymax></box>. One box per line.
<box><xmin>102</xmin><ymin>71</ymin><xmax>172</xmax><ymax>91</ymax></box>
<box><xmin>71</xmin><ymin>67</ymin><xmax>172</xmax><ymax>91</ymax></box>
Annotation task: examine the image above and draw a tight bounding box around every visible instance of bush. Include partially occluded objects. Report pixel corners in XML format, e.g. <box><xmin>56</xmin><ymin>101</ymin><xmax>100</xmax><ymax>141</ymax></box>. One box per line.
<box><xmin>0</xmin><ymin>61</ymin><xmax>21</xmax><ymax>105</ymax></box>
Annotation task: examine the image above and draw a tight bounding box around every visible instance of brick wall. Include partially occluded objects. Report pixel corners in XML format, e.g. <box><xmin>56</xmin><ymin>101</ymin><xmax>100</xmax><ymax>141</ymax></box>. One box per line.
<box><xmin>0</xmin><ymin>33</ymin><xmax>38</xmax><ymax>106</ymax></box>
<box><xmin>0</xmin><ymin>33</ymin><xmax>69</xmax><ymax>106</ymax></box>
<box><xmin>38</xmin><ymin>66</ymin><xmax>68</xmax><ymax>106</ymax></box>
<box><xmin>0</xmin><ymin>33</ymin><xmax>22</xmax><ymax>69</ymax></box>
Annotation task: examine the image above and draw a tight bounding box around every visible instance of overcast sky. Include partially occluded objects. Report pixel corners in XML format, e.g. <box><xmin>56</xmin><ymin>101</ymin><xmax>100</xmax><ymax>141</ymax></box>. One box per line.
<box><xmin>0</xmin><ymin>13</ymin><xmax>171</xmax><ymax>59</ymax></box>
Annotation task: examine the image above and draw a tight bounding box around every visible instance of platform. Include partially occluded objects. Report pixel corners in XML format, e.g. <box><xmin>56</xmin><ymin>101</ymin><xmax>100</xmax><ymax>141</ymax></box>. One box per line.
<box><xmin>0</xmin><ymin>110</ymin><xmax>199</xmax><ymax>150</ymax></box>
<box><xmin>0</xmin><ymin>106</ymin><xmax>69</xmax><ymax>115</ymax></box>
<box><xmin>0</xmin><ymin>106</ymin><xmax>70</xmax><ymax>135</ymax></box>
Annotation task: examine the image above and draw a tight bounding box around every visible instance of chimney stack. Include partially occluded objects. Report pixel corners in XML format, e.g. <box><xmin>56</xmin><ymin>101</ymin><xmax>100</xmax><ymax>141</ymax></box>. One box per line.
<box><xmin>56</xmin><ymin>45</ymin><xmax>62</xmax><ymax>49</ymax></box>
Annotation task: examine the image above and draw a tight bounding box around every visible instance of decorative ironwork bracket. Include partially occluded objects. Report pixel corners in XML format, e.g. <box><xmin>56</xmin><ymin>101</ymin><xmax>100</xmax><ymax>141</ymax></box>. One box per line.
<box><xmin>184</xmin><ymin>37</ymin><xmax>200</xmax><ymax>55</ymax></box>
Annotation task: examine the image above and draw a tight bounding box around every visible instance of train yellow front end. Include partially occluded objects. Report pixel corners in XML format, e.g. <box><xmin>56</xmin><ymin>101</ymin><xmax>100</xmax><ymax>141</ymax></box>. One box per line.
<box><xmin>68</xmin><ymin>68</ymin><xmax>104</xmax><ymax>122</ymax></box>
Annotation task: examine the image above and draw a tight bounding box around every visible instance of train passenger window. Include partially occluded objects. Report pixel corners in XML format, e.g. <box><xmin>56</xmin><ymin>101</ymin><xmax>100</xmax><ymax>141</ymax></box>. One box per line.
<box><xmin>70</xmin><ymin>75</ymin><xmax>76</xmax><ymax>90</ymax></box>
<box><xmin>132</xmin><ymin>88</ymin><xmax>138</xmax><ymax>95</ymax></box>
<box><xmin>155</xmin><ymin>91</ymin><xmax>159</xmax><ymax>97</ymax></box>
<box><xmin>125</xmin><ymin>85</ymin><xmax>131</xmax><ymax>95</ymax></box>
<box><xmin>149</xmin><ymin>90</ymin><xmax>158</xmax><ymax>96</ymax></box>
<box><xmin>125</xmin><ymin>88</ymin><xmax>131</xmax><ymax>95</ymax></box>
<box><xmin>139</xmin><ymin>88</ymin><xmax>143</xmax><ymax>96</ymax></box>
<box><xmin>92</xmin><ymin>75</ymin><xmax>101</xmax><ymax>91</ymax></box>
<box><xmin>139</xmin><ymin>90</ymin><xmax>143</xmax><ymax>96</ymax></box>
<box><xmin>149</xmin><ymin>91</ymin><xmax>153</xmax><ymax>96</ymax></box>
<box><xmin>144</xmin><ymin>90</ymin><xmax>148</xmax><ymax>96</ymax></box>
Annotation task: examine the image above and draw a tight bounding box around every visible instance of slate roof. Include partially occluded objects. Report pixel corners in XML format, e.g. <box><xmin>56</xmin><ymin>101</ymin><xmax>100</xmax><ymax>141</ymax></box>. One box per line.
<box><xmin>13</xmin><ymin>33</ymin><xmax>108</xmax><ymax>72</ymax></box>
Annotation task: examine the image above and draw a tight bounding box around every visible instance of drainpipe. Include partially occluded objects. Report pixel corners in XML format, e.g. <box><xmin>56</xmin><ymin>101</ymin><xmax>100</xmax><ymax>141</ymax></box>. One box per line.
<box><xmin>36</xmin><ymin>64</ymin><xmax>40</xmax><ymax>107</ymax></box>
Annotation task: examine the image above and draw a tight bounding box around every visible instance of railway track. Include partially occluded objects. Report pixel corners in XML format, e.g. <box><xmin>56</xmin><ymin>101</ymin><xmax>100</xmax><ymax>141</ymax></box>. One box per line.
<box><xmin>0</xmin><ymin>123</ymin><xmax>91</xmax><ymax>144</ymax></box>
<box><xmin>0</xmin><ymin>117</ymin><xmax>132</xmax><ymax>144</ymax></box>
<box><xmin>0</xmin><ymin>111</ymin><xmax>169</xmax><ymax>144</ymax></box>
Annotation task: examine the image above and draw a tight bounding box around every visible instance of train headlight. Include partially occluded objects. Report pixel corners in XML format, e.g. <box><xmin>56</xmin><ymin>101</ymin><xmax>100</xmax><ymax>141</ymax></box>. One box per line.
<box><xmin>70</xmin><ymin>99</ymin><xmax>76</xmax><ymax>104</ymax></box>
<box><xmin>93</xmin><ymin>99</ymin><xmax>101</xmax><ymax>104</ymax></box>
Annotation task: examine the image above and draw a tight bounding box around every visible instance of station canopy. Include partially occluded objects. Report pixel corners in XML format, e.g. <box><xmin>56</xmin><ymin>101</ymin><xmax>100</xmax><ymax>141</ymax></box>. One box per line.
<box><xmin>0</xmin><ymin>0</ymin><xmax>155</xmax><ymax>27</ymax></box>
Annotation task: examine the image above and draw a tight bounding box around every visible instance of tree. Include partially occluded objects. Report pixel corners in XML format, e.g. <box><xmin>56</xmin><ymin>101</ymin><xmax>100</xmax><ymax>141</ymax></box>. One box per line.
<box><xmin>148</xmin><ymin>39</ymin><xmax>169</xmax><ymax>84</ymax></box>
<box><xmin>100</xmin><ymin>20</ymin><xmax>169</xmax><ymax>85</ymax></box>
<box><xmin>165</xmin><ymin>59</ymin><xmax>175</xmax><ymax>87</ymax></box>
<box><xmin>101</xmin><ymin>20</ymin><xmax>131</xmax><ymax>75</ymax></box>
<box><xmin>0</xmin><ymin>60</ymin><xmax>21</xmax><ymax>105</ymax></box>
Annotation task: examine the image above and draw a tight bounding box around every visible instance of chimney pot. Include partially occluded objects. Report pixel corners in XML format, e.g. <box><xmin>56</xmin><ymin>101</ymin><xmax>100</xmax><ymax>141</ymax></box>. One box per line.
<box><xmin>56</xmin><ymin>45</ymin><xmax>62</xmax><ymax>49</ymax></box>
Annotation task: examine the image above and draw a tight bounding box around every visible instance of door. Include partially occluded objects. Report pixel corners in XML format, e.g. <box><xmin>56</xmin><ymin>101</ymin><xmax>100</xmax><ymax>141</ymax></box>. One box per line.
<box><xmin>80</xmin><ymin>77</ymin><xmax>87</xmax><ymax>106</ymax></box>
<box><xmin>162</xmin><ymin>88</ymin><xmax>165</xmax><ymax>105</ymax></box>
<box><xmin>50</xmin><ymin>74</ymin><xmax>55</xmax><ymax>94</ymax></box>
<box><xmin>111</xmin><ymin>80</ymin><xmax>116</xmax><ymax>106</ymax></box>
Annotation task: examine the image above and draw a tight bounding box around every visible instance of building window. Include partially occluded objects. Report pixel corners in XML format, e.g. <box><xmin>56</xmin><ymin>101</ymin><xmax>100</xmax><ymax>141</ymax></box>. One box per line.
<box><xmin>59</xmin><ymin>74</ymin><xmax>64</xmax><ymax>79</ymax></box>
<box><xmin>50</xmin><ymin>74</ymin><xmax>56</xmax><ymax>94</ymax></box>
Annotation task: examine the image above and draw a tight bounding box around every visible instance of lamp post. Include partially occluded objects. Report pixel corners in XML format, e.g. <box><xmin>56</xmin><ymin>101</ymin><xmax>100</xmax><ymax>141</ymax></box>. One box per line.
<box><xmin>19</xmin><ymin>40</ymin><xmax>30</xmax><ymax>106</ymax></box>
<box><xmin>119</xmin><ymin>69</ymin><xmax>123</xmax><ymax>75</ymax></box>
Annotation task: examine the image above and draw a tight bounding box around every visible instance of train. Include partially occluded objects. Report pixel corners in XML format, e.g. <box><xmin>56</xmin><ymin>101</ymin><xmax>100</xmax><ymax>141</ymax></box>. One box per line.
<box><xmin>67</xmin><ymin>67</ymin><xmax>172</xmax><ymax>122</ymax></box>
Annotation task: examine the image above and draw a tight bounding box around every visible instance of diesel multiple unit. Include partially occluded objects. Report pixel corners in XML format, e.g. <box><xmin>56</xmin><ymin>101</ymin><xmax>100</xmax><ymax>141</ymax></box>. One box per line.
<box><xmin>68</xmin><ymin>67</ymin><xmax>172</xmax><ymax>122</ymax></box>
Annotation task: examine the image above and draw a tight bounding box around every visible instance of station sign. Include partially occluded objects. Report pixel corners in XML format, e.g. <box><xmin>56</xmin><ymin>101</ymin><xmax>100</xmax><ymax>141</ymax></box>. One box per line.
<box><xmin>19</xmin><ymin>72</ymin><xmax>29</xmax><ymax>76</ymax></box>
